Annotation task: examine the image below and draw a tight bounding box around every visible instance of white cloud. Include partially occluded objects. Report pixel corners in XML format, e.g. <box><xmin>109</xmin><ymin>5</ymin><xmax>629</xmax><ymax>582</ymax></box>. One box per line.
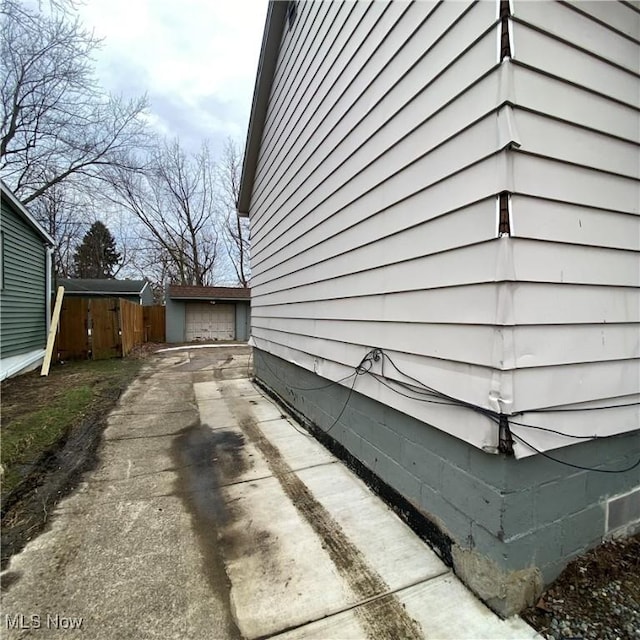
<box><xmin>78</xmin><ymin>0</ymin><xmax>268</xmax><ymax>150</ymax></box>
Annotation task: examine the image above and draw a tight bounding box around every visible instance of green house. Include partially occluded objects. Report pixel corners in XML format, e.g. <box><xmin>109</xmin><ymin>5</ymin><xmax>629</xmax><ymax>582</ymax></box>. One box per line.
<box><xmin>1</xmin><ymin>181</ymin><xmax>54</xmax><ymax>380</ymax></box>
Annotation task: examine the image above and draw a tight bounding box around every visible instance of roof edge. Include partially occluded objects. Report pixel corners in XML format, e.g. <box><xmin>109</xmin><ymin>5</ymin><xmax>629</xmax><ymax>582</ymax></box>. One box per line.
<box><xmin>171</xmin><ymin>296</ymin><xmax>251</xmax><ymax>302</ymax></box>
<box><xmin>237</xmin><ymin>1</ymin><xmax>288</xmax><ymax>217</ymax></box>
<box><xmin>63</xmin><ymin>291</ymin><xmax>144</xmax><ymax>296</ymax></box>
<box><xmin>1</xmin><ymin>180</ymin><xmax>55</xmax><ymax>246</ymax></box>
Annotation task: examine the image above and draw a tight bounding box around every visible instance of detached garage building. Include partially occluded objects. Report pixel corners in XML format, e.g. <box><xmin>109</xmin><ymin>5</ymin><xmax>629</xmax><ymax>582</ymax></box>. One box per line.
<box><xmin>57</xmin><ymin>278</ymin><xmax>154</xmax><ymax>305</ymax></box>
<box><xmin>165</xmin><ymin>285</ymin><xmax>251</xmax><ymax>343</ymax></box>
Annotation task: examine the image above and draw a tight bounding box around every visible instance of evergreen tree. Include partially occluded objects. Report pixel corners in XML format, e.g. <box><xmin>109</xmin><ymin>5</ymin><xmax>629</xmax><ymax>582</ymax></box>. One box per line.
<box><xmin>73</xmin><ymin>221</ymin><xmax>121</xmax><ymax>278</ymax></box>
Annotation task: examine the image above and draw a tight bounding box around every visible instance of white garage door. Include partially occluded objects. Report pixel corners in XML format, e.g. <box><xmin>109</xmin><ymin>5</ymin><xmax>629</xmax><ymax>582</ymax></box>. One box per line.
<box><xmin>185</xmin><ymin>303</ymin><xmax>235</xmax><ymax>341</ymax></box>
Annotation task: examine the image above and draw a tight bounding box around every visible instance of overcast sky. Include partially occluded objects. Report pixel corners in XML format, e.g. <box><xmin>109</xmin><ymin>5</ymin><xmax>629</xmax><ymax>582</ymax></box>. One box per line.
<box><xmin>77</xmin><ymin>0</ymin><xmax>269</xmax><ymax>156</ymax></box>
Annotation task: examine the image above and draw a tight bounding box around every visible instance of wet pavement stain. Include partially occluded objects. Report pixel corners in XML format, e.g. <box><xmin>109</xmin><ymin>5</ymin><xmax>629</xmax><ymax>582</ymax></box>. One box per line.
<box><xmin>0</xmin><ymin>571</ymin><xmax>21</xmax><ymax>592</ymax></box>
<box><xmin>171</xmin><ymin>422</ymin><xmax>246</xmax><ymax>639</ymax></box>
<box><xmin>172</xmin><ymin>423</ymin><xmax>248</xmax><ymax>527</ymax></box>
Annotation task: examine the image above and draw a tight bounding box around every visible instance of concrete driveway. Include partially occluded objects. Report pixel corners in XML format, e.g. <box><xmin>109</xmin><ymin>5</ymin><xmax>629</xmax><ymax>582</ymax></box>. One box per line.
<box><xmin>1</xmin><ymin>346</ymin><xmax>539</xmax><ymax>639</ymax></box>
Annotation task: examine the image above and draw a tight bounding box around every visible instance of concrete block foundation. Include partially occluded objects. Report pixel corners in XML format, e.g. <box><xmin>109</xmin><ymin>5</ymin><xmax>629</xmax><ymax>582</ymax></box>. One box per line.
<box><xmin>254</xmin><ymin>349</ymin><xmax>640</xmax><ymax>617</ymax></box>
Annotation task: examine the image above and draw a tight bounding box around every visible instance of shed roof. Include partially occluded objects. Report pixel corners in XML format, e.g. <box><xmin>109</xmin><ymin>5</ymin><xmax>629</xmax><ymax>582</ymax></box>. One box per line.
<box><xmin>168</xmin><ymin>285</ymin><xmax>251</xmax><ymax>301</ymax></box>
<box><xmin>237</xmin><ymin>1</ymin><xmax>288</xmax><ymax>216</ymax></box>
<box><xmin>1</xmin><ymin>180</ymin><xmax>55</xmax><ymax>246</ymax></box>
<box><xmin>58</xmin><ymin>278</ymin><xmax>149</xmax><ymax>295</ymax></box>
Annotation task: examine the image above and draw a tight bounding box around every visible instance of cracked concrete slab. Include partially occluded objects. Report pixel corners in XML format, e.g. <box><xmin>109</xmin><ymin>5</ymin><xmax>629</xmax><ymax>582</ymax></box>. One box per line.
<box><xmin>1</xmin><ymin>352</ymin><xmax>240</xmax><ymax>640</ymax></box>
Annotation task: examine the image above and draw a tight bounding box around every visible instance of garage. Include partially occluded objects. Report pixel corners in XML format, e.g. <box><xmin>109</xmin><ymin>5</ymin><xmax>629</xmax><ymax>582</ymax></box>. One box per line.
<box><xmin>185</xmin><ymin>302</ymin><xmax>235</xmax><ymax>341</ymax></box>
<box><xmin>165</xmin><ymin>285</ymin><xmax>251</xmax><ymax>343</ymax></box>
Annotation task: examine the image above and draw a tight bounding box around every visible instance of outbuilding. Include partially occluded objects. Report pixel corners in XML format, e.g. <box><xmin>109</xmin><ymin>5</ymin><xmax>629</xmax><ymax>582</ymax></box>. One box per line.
<box><xmin>0</xmin><ymin>181</ymin><xmax>55</xmax><ymax>380</ymax></box>
<box><xmin>57</xmin><ymin>278</ymin><xmax>154</xmax><ymax>305</ymax></box>
<box><xmin>165</xmin><ymin>284</ymin><xmax>250</xmax><ymax>343</ymax></box>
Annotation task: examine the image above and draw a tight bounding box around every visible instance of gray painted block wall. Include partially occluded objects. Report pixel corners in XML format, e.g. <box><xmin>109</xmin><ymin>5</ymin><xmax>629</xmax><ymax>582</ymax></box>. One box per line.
<box><xmin>254</xmin><ymin>349</ymin><xmax>640</xmax><ymax>616</ymax></box>
<box><xmin>235</xmin><ymin>302</ymin><xmax>250</xmax><ymax>342</ymax></box>
<box><xmin>165</xmin><ymin>295</ymin><xmax>185</xmax><ymax>343</ymax></box>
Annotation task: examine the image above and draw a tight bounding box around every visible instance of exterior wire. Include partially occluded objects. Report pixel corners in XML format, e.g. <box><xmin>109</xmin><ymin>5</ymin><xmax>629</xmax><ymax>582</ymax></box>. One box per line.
<box><xmin>369</xmin><ymin>373</ymin><xmax>463</xmax><ymax>407</ymax></box>
<box><xmin>250</xmin><ymin>342</ymin><xmax>638</xmax><ymax>473</ymax></box>
<box><xmin>321</xmin><ymin>350</ymin><xmax>376</xmax><ymax>435</ymax></box>
<box><xmin>508</xmin><ymin>420</ymin><xmax>604</xmax><ymax>440</ymax></box>
<box><xmin>511</xmin><ymin>431</ymin><xmax>640</xmax><ymax>474</ymax></box>
<box><xmin>517</xmin><ymin>401</ymin><xmax>640</xmax><ymax>414</ymax></box>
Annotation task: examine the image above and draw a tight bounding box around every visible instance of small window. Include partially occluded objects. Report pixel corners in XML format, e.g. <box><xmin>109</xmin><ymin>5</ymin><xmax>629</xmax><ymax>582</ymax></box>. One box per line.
<box><xmin>287</xmin><ymin>1</ymin><xmax>298</xmax><ymax>30</ymax></box>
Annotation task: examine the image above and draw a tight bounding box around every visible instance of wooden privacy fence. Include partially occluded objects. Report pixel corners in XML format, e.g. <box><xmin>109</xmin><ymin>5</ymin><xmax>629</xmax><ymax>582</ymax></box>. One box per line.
<box><xmin>143</xmin><ymin>305</ymin><xmax>166</xmax><ymax>343</ymax></box>
<box><xmin>55</xmin><ymin>298</ymin><xmax>166</xmax><ymax>362</ymax></box>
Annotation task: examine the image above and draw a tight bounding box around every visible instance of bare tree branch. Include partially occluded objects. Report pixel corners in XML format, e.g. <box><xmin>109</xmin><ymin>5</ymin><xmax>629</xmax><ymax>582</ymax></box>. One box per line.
<box><xmin>217</xmin><ymin>137</ymin><xmax>250</xmax><ymax>287</ymax></box>
<box><xmin>0</xmin><ymin>1</ymin><xmax>150</xmax><ymax>205</ymax></box>
<box><xmin>104</xmin><ymin>138</ymin><xmax>221</xmax><ymax>287</ymax></box>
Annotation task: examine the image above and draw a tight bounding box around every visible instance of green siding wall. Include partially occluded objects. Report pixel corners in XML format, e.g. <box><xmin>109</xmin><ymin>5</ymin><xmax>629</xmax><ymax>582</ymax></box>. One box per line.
<box><xmin>1</xmin><ymin>199</ymin><xmax>47</xmax><ymax>358</ymax></box>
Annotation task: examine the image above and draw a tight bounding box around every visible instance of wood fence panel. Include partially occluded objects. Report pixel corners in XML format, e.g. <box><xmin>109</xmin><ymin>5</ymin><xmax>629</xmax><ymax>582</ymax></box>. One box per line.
<box><xmin>56</xmin><ymin>298</ymin><xmax>89</xmax><ymax>361</ymax></box>
<box><xmin>143</xmin><ymin>305</ymin><xmax>166</xmax><ymax>343</ymax></box>
<box><xmin>121</xmin><ymin>299</ymin><xmax>144</xmax><ymax>356</ymax></box>
<box><xmin>91</xmin><ymin>298</ymin><xmax>121</xmax><ymax>360</ymax></box>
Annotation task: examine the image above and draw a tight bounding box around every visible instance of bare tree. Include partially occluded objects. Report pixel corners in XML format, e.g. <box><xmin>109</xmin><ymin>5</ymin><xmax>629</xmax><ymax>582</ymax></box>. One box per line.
<box><xmin>0</xmin><ymin>1</ymin><xmax>149</xmax><ymax>205</ymax></box>
<box><xmin>31</xmin><ymin>180</ymin><xmax>86</xmax><ymax>276</ymax></box>
<box><xmin>218</xmin><ymin>138</ymin><xmax>250</xmax><ymax>287</ymax></box>
<box><xmin>107</xmin><ymin>138</ymin><xmax>220</xmax><ymax>286</ymax></box>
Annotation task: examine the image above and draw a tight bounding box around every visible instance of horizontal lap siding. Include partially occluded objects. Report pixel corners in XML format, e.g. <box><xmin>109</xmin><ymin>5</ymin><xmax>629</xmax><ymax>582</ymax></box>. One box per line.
<box><xmin>1</xmin><ymin>202</ymin><xmax>47</xmax><ymax>358</ymax></box>
<box><xmin>249</xmin><ymin>0</ymin><xmax>504</xmax><ymax>451</ymax></box>
<box><xmin>505</xmin><ymin>0</ymin><xmax>640</xmax><ymax>445</ymax></box>
<box><xmin>250</xmin><ymin>0</ymin><xmax>640</xmax><ymax>452</ymax></box>
<box><xmin>253</xmin><ymin>153</ymin><xmax>503</xmax><ymax>284</ymax></box>
<box><xmin>252</xmin><ymin>332</ymin><xmax>494</xmax><ymax>451</ymax></box>
<box><xmin>251</xmin><ymin>318</ymin><xmax>638</xmax><ymax>370</ymax></box>
<box><xmin>253</xmin><ymin>284</ymin><xmax>640</xmax><ymax>325</ymax></box>
<box><xmin>253</xmin><ymin>3</ymin><xmax>499</xmax><ymax>266</ymax></box>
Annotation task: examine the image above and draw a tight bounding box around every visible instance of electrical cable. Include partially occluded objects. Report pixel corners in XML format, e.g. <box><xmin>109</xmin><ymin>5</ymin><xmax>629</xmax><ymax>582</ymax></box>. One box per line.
<box><xmin>516</xmin><ymin>401</ymin><xmax>640</xmax><ymax>414</ymax></box>
<box><xmin>379</xmin><ymin>357</ymin><xmax>639</xmax><ymax>472</ymax></box>
<box><xmin>320</xmin><ymin>348</ymin><xmax>377</xmax><ymax>435</ymax></box>
<box><xmin>283</xmin><ymin>415</ymin><xmax>316</xmax><ymax>440</ymax></box>
<box><xmin>508</xmin><ymin>419</ymin><xmax>604</xmax><ymax>440</ymax></box>
<box><xmin>321</xmin><ymin>372</ymin><xmax>359</xmax><ymax>436</ymax></box>
<box><xmin>251</xmin><ymin>340</ymin><xmax>639</xmax><ymax>473</ymax></box>
<box><xmin>379</xmin><ymin>351</ymin><xmax>502</xmax><ymax>421</ymax></box>
<box><xmin>511</xmin><ymin>431</ymin><xmax>640</xmax><ymax>474</ymax></box>
<box><xmin>368</xmin><ymin>372</ymin><xmax>463</xmax><ymax>407</ymax></box>
<box><xmin>376</xmin><ymin>352</ymin><xmax>637</xmax><ymax>444</ymax></box>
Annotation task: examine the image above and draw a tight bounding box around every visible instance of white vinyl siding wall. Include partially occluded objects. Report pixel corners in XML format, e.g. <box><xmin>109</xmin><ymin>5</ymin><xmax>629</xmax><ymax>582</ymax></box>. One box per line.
<box><xmin>247</xmin><ymin>0</ymin><xmax>640</xmax><ymax>455</ymax></box>
<box><xmin>250</xmin><ymin>0</ymin><xmax>510</xmax><ymax>453</ymax></box>
<box><xmin>505</xmin><ymin>0</ymin><xmax>640</xmax><ymax>452</ymax></box>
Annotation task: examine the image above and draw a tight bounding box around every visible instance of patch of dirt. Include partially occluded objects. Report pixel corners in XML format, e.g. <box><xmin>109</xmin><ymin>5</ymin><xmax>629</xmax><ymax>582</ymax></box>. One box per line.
<box><xmin>1</xmin><ymin>359</ymin><xmax>143</xmax><ymax>570</ymax></box>
<box><xmin>521</xmin><ymin>534</ymin><xmax>640</xmax><ymax>640</ymax></box>
<box><xmin>126</xmin><ymin>342</ymin><xmax>166</xmax><ymax>359</ymax></box>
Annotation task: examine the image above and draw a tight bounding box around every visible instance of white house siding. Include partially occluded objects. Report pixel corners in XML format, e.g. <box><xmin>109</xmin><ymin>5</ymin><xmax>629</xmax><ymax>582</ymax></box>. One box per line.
<box><xmin>247</xmin><ymin>0</ymin><xmax>640</xmax><ymax>456</ymax></box>
<box><xmin>503</xmin><ymin>0</ymin><xmax>640</xmax><ymax>454</ymax></box>
<box><xmin>250</xmin><ymin>0</ymin><xmax>510</xmax><ymax>454</ymax></box>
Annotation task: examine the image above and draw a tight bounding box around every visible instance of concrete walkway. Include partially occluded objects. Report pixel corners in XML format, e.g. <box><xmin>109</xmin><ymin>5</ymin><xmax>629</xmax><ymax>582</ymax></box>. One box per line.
<box><xmin>1</xmin><ymin>346</ymin><xmax>540</xmax><ymax>639</ymax></box>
